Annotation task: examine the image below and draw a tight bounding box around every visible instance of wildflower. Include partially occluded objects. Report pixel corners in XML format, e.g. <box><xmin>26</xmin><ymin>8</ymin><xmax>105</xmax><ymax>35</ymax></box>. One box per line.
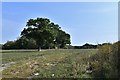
<box><xmin>34</xmin><ymin>73</ymin><xmax>39</xmax><ymax>76</ymax></box>
<box><xmin>51</xmin><ymin>74</ymin><xmax>54</xmax><ymax>77</ymax></box>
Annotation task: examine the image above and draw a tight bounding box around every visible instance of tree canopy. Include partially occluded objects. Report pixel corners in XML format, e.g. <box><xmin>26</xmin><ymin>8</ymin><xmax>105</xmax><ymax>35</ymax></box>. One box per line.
<box><xmin>21</xmin><ymin>17</ymin><xmax>71</xmax><ymax>51</ymax></box>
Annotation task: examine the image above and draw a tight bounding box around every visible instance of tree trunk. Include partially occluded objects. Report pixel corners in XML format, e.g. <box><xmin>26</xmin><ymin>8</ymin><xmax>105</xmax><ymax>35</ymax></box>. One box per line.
<box><xmin>38</xmin><ymin>46</ymin><xmax>41</xmax><ymax>51</ymax></box>
<box><xmin>55</xmin><ymin>45</ymin><xmax>58</xmax><ymax>49</ymax></box>
<box><xmin>49</xmin><ymin>46</ymin><xmax>50</xmax><ymax>50</ymax></box>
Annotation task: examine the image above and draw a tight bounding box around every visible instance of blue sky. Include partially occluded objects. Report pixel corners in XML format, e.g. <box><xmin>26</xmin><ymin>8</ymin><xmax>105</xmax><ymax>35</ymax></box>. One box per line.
<box><xmin>2</xmin><ymin>2</ymin><xmax>118</xmax><ymax>46</ymax></box>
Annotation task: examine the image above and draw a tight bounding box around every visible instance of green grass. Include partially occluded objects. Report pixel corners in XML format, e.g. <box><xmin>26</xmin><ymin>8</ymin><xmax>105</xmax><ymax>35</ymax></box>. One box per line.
<box><xmin>1</xmin><ymin>49</ymin><xmax>98</xmax><ymax>78</ymax></box>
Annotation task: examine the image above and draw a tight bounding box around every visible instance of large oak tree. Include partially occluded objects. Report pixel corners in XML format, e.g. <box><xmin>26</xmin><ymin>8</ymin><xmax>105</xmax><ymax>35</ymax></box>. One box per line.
<box><xmin>21</xmin><ymin>18</ymin><xmax>71</xmax><ymax>51</ymax></box>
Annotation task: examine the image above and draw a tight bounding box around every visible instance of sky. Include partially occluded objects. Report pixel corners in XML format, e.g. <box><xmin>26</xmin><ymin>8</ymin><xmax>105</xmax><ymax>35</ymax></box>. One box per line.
<box><xmin>1</xmin><ymin>0</ymin><xmax>119</xmax><ymax>2</ymax></box>
<box><xmin>1</xmin><ymin>2</ymin><xmax>118</xmax><ymax>46</ymax></box>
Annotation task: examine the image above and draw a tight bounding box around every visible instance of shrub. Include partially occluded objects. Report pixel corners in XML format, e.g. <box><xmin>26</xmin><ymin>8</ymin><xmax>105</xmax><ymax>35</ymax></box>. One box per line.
<box><xmin>91</xmin><ymin>42</ymin><xmax>119</xmax><ymax>78</ymax></box>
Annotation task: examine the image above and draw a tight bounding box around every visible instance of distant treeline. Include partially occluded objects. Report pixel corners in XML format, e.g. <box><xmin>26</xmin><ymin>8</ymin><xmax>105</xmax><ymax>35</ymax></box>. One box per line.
<box><xmin>0</xmin><ymin>44</ymin><xmax>2</xmax><ymax>49</ymax></box>
<box><xmin>74</xmin><ymin>43</ymin><xmax>112</xmax><ymax>49</ymax></box>
<box><xmin>1</xmin><ymin>38</ymin><xmax>112</xmax><ymax>50</ymax></box>
<box><xmin>74</xmin><ymin>43</ymin><xmax>97</xmax><ymax>49</ymax></box>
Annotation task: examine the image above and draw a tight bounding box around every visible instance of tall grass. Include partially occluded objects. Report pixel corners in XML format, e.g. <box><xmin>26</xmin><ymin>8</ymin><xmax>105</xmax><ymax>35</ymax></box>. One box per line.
<box><xmin>2</xmin><ymin>49</ymin><xmax>97</xmax><ymax>78</ymax></box>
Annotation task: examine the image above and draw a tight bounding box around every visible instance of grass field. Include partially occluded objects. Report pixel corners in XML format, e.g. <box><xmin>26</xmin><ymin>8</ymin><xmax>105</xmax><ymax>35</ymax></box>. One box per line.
<box><xmin>1</xmin><ymin>49</ymin><xmax>98</xmax><ymax>78</ymax></box>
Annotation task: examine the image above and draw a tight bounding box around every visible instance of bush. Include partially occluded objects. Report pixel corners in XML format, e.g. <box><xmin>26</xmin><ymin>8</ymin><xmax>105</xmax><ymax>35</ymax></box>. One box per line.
<box><xmin>2</xmin><ymin>37</ymin><xmax>38</xmax><ymax>49</ymax></box>
<box><xmin>90</xmin><ymin>42</ymin><xmax>119</xmax><ymax>78</ymax></box>
<box><xmin>0</xmin><ymin>44</ymin><xmax>2</xmax><ymax>49</ymax></box>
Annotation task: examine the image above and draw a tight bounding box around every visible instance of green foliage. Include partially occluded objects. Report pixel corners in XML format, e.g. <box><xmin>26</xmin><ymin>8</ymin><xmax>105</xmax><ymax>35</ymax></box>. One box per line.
<box><xmin>0</xmin><ymin>44</ymin><xmax>2</xmax><ymax>49</ymax></box>
<box><xmin>2</xmin><ymin>41</ymin><xmax>16</xmax><ymax>49</ymax></box>
<box><xmin>73</xmin><ymin>43</ymin><xmax>97</xmax><ymax>49</ymax></box>
<box><xmin>90</xmin><ymin>41</ymin><xmax>119</xmax><ymax>78</ymax></box>
<box><xmin>21</xmin><ymin>17</ymin><xmax>71</xmax><ymax>51</ymax></box>
<box><xmin>109</xmin><ymin>41</ymin><xmax>120</xmax><ymax>78</ymax></box>
<box><xmin>2</xmin><ymin>37</ymin><xmax>37</xmax><ymax>49</ymax></box>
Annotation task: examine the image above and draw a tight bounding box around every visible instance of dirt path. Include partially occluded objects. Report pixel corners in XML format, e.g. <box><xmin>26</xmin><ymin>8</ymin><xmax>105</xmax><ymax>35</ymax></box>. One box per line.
<box><xmin>0</xmin><ymin>62</ymin><xmax>16</xmax><ymax>72</ymax></box>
